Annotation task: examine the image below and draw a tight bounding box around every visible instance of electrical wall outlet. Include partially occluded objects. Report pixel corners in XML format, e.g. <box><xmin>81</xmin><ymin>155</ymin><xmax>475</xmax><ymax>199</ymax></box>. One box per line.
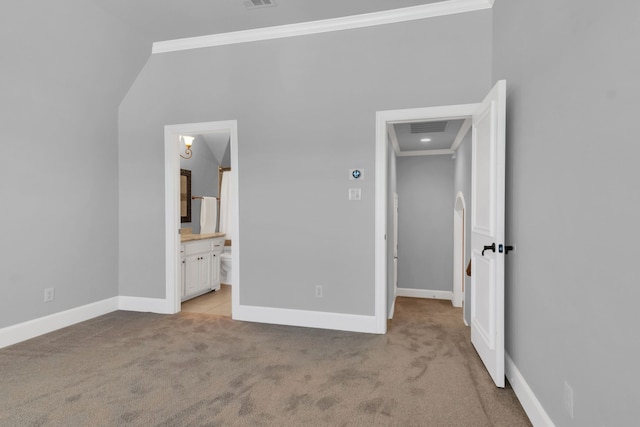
<box><xmin>44</xmin><ymin>288</ymin><xmax>55</xmax><ymax>302</ymax></box>
<box><xmin>315</xmin><ymin>285</ymin><xmax>323</xmax><ymax>298</ymax></box>
<box><xmin>564</xmin><ymin>381</ymin><xmax>574</xmax><ymax>419</ymax></box>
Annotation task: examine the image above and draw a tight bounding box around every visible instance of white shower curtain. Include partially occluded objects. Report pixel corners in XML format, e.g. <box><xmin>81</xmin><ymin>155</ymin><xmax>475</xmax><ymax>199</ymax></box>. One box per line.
<box><xmin>219</xmin><ymin>171</ymin><xmax>234</xmax><ymax>240</ymax></box>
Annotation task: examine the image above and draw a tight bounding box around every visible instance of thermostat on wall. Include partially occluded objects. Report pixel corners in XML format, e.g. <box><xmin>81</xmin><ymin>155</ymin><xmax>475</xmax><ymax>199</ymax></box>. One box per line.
<box><xmin>349</xmin><ymin>169</ymin><xmax>364</xmax><ymax>180</ymax></box>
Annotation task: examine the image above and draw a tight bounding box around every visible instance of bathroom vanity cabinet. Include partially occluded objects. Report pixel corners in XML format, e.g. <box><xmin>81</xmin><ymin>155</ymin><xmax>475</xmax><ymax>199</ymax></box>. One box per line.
<box><xmin>180</xmin><ymin>236</ymin><xmax>224</xmax><ymax>301</ymax></box>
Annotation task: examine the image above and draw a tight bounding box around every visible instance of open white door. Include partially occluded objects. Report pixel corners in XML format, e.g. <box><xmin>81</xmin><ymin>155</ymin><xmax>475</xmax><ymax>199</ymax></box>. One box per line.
<box><xmin>470</xmin><ymin>80</ymin><xmax>506</xmax><ymax>388</ymax></box>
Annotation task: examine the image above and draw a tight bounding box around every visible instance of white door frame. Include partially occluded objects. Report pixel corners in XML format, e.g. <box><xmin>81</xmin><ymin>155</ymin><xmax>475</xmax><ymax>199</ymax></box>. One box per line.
<box><xmin>388</xmin><ymin>192</ymin><xmax>399</xmax><ymax>320</ymax></box>
<box><xmin>164</xmin><ymin>120</ymin><xmax>240</xmax><ymax>314</ymax></box>
<box><xmin>375</xmin><ymin>103</ymin><xmax>479</xmax><ymax>333</ymax></box>
<box><xmin>453</xmin><ymin>192</ymin><xmax>466</xmax><ymax>310</ymax></box>
<box><xmin>393</xmin><ymin>192</ymin><xmax>399</xmax><ymax>300</ymax></box>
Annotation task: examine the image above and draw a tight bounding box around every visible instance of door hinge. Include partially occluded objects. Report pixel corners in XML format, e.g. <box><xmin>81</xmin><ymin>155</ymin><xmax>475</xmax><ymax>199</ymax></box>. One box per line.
<box><xmin>499</xmin><ymin>244</ymin><xmax>514</xmax><ymax>254</ymax></box>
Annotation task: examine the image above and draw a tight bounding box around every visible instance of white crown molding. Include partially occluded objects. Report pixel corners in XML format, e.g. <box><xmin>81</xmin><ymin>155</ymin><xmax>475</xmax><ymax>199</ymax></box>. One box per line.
<box><xmin>153</xmin><ymin>0</ymin><xmax>494</xmax><ymax>54</ymax></box>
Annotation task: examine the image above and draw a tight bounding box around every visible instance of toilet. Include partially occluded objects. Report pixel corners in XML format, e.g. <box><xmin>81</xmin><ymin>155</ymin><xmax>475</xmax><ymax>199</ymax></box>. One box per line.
<box><xmin>220</xmin><ymin>248</ymin><xmax>232</xmax><ymax>285</ymax></box>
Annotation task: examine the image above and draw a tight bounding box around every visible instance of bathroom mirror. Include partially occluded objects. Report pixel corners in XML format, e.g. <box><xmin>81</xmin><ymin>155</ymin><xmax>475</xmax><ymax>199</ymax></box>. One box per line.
<box><xmin>180</xmin><ymin>169</ymin><xmax>191</xmax><ymax>223</ymax></box>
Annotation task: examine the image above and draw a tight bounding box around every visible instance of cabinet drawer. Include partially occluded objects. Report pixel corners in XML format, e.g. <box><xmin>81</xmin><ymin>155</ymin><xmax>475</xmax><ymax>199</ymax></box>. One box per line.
<box><xmin>210</xmin><ymin>238</ymin><xmax>225</xmax><ymax>252</ymax></box>
<box><xmin>184</xmin><ymin>240</ymin><xmax>211</xmax><ymax>255</ymax></box>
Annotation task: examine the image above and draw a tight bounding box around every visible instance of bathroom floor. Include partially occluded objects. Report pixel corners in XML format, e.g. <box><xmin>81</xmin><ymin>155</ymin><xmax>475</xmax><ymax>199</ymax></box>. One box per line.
<box><xmin>181</xmin><ymin>284</ymin><xmax>231</xmax><ymax>316</ymax></box>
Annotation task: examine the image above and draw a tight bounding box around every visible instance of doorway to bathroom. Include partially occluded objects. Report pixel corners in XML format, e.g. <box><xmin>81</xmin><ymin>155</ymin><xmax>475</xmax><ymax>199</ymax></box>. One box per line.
<box><xmin>163</xmin><ymin>120</ymin><xmax>240</xmax><ymax>318</ymax></box>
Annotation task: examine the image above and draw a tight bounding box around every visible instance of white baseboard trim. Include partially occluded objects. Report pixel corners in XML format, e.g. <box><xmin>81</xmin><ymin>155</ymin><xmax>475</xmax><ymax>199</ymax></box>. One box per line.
<box><xmin>0</xmin><ymin>297</ymin><xmax>119</xmax><ymax>349</ymax></box>
<box><xmin>233</xmin><ymin>304</ymin><xmax>380</xmax><ymax>334</ymax></box>
<box><xmin>388</xmin><ymin>298</ymin><xmax>396</xmax><ymax>320</ymax></box>
<box><xmin>118</xmin><ymin>296</ymin><xmax>172</xmax><ymax>314</ymax></box>
<box><xmin>396</xmin><ymin>288</ymin><xmax>453</xmax><ymax>300</ymax></box>
<box><xmin>0</xmin><ymin>295</ymin><xmax>176</xmax><ymax>349</ymax></box>
<box><xmin>505</xmin><ymin>353</ymin><xmax>555</xmax><ymax>427</ymax></box>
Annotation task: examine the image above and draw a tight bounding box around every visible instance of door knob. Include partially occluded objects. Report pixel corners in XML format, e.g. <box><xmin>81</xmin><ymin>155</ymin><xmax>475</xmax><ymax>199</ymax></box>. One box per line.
<box><xmin>482</xmin><ymin>243</ymin><xmax>495</xmax><ymax>256</ymax></box>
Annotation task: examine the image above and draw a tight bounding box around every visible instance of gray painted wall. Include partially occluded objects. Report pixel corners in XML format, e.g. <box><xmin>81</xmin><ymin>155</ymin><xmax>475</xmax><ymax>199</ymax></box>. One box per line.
<box><xmin>397</xmin><ymin>156</ymin><xmax>454</xmax><ymax>292</ymax></box>
<box><xmin>180</xmin><ymin>136</ymin><xmax>220</xmax><ymax>234</ymax></box>
<box><xmin>493</xmin><ymin>2</ymin><xmax>640</xmax><ymax>425</ymax></box>
<box><xmin>118</xmin><ymin>12</ymin><xmax>493</xmax><ymax>316</ymax></box>
<box><xmin>0</xmin><ymin>0</ymin><xmax>150</xmax><ymax>328</ymax></box>
<box><xmin>453</xmin><ymin>131</ymin><xmax>472</xmax><ymax>325</ymax></box>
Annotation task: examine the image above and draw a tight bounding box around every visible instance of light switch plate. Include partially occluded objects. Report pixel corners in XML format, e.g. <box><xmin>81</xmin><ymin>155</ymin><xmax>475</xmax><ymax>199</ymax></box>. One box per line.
<box><xmin>349</xmin><ymin>188</ymin><xmax>362</xmax><ymax>200</ymax></box>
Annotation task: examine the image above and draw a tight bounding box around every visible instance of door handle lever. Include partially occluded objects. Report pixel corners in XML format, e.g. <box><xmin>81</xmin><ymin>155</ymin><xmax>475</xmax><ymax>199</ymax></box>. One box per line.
<box><xmin>482</xmin><ymin>243</ymin><xmax>496</xmax><ymax>256</ymax></box>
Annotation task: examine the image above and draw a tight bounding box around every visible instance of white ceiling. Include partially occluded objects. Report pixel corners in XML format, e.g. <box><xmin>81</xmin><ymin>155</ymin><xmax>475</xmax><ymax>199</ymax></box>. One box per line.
<box><xmin>90</xmin><ymin>0</ymin><xmax>444</xmax><ymax>41</ymax></box>
<box><xmin>394</xmin><ymin>119</ymin><xmax>464</xmax><ymax>152</ymax></box>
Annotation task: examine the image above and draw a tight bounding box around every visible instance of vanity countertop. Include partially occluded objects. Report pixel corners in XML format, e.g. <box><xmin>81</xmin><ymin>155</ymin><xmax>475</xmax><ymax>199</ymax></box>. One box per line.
<box><xmin>181</xmin><ymin>232</ymin><xmax>225</xmax><ymax>243</ymax></box>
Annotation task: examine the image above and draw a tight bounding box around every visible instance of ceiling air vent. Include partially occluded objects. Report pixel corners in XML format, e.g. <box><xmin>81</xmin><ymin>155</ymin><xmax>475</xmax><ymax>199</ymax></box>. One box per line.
<box><xmin>243</xmin><ymin>0</ymin><xmax>276</xmax><ymax>9</ymax></box>
<box><xmin>410</xmin><ymin>121</ymin><xmax>448</xmax><ymax>134</ymax></box>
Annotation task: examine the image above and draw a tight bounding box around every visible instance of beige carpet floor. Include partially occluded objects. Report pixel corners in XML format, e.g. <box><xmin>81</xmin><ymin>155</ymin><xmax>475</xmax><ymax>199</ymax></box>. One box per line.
<box><xmin>0</xmin><ymin>298</ymin><xmax>530</xmax><ymax>426</ymax></box>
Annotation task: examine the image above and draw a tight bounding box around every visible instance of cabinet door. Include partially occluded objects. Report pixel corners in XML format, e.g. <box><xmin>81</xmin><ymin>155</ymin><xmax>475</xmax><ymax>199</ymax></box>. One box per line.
<box><xmin>197</xmin><ymin>254</ymin><xmax>212</xmax><ymax>291</ymax></box>
<box><xmin>211</xmin><ymin>253</ymin><xmax>221</xmax><ymax>291</ymax></box>
<box><xmin>184</xmin><ymin>255</ymin><xmax>201</xmax><ymax>296</ymax></box>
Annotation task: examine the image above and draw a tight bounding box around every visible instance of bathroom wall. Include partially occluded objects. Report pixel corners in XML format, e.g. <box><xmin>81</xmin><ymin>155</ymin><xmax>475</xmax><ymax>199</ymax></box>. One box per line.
<box><xmin>453</xmin><ymin>131</ymin><xmax>472</xmax><ymax>325</ymax></box>
<box><xmin>180</xmin><ymin>136</ymin><xmax>220</xmax><ymax>234</ymax></box>
<box><xmin>118</xmin><ymin>11</ymin><xmax>493</xmax><ymax>316</ymax></box>
<box><xmin>0</xmin><ymin>0</ymin><xmax>150</xmax><ymax>329</ymax></box>
<box><xmin>396</xmin><ymin>155</ymin><xmax>454</xmax><ymax>292</ymax></box>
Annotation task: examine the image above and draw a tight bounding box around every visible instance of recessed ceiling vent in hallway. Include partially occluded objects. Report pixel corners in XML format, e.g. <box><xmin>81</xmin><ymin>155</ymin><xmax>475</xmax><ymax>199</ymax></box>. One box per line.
<box><xmin>410</xmin><ymin>121</ymin><xmax>448</xmax><ymax>134</ymax></box>
<box><xmin>243</xmin><ymin>0</ymin><xmax>276</xmax><ymax>9</ymax></box>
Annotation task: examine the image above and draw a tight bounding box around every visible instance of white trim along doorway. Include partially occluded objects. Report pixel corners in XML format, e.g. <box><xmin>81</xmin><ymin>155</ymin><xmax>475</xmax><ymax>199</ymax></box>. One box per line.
<box><xmin>374</xmin><ymin>102</ymin><xmax>479</xmax><ymax>333</ymax></box>
<box><xmin>164</xmin><ymin>120</ymin><xmax>240</xmax><ymax>315</ymax></box>
<box><xmin>453</xmin><ymin>191</ymin><xmax>466</xmax><ymax>315</ymax></box>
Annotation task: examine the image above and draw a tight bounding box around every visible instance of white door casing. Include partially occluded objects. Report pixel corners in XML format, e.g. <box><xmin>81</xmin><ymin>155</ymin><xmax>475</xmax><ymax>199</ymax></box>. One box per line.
<box><xmin>375</xmin><ymin>85</ymin><xmax>506</xmax><ymax>386</ymax></box>
<box><xmin>470</xmin><ymin>80</ymin><xmax>506</xmax><ymax>388</ymax></box>
<box><xmin>393</xmin><ymin>193</ymin><xmax>399</xmax><ymax>296</ymax></box>
<box><xmin>375</xmin><ymin>103</ymin><xmax>480</xmax><ymax>334</ymax></box>
<box><xmin>453</xmin><ymin>192</ymin><xmax>466</xmax><ymax>308</ymax></box>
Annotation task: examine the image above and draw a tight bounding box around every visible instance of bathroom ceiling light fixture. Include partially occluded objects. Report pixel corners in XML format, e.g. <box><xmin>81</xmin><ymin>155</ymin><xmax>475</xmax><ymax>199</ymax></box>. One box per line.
<box><xmin>180</xmin><ymin>135</ymin><xmax>194</xmax><ymax>159</ymax></box>
<box><xmin>420</xmin><ymin>138</ymin><xmax>432</xmax><ymax>142</ymax></box>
